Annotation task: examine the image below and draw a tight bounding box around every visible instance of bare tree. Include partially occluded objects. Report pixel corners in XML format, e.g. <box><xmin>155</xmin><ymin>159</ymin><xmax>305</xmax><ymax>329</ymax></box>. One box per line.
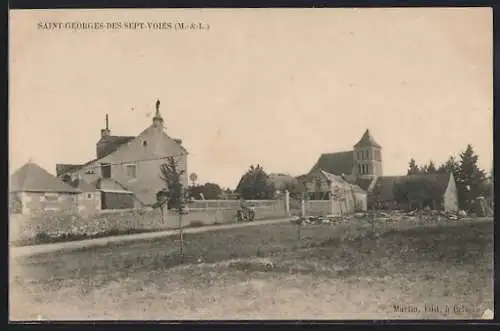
<box><xmin>159</xmin><ymin>156</ymin><xmax>187</xmax><ymax>261</ymax></box>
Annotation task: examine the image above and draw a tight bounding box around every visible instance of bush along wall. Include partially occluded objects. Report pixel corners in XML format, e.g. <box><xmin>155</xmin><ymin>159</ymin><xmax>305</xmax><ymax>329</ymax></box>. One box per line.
<box><xmin>10</xmin><ymin>200</ymin><xmax>288</xmax><ymax>246</ymax></box>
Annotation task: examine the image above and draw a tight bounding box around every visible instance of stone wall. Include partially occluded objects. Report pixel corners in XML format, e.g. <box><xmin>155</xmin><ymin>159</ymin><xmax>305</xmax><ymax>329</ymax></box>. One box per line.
<box><xmin>23</xmin><ymin>192</ymin><xmax>79</xmax><ymax>215</ymax></box>
<box><xmin>77</xmin><ymin>191</ymin><xmax>101</xmax><ymax>214</ymax></box>
<box><xmin>290</xmin><ymin>199</ymin><xmax>360</xmax><ymax>217</ymax></box>
<box><xmin>9</xmin><ymin>199</ymin><xmax>288</xmax><ymax>244</ymax></box>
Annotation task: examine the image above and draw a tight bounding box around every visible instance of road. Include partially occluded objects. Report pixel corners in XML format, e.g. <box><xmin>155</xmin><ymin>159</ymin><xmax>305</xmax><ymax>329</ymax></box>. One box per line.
<box><xmin>10</xmin><ymin>217</ymin><xmax>296</xmax><ymax>259</ymax></box>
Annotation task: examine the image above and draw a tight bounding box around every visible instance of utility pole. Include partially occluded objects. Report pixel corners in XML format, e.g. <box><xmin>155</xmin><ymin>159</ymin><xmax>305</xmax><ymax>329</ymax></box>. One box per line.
<box><xmin>179</xmin><ymin>184</ymin><xmax>185</xmax><ymax>262</ymax></box>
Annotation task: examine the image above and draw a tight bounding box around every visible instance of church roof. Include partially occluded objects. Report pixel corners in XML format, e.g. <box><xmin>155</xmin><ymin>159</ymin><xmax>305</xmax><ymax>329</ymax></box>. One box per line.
<box><xmin>309</xmin><ymin>150</ymin><xmax>354</xmax><ymax>176</ymax></box>
<box><xmin>10</xmin><ymin>162</ymin><xmax>81</xmax><ymax>193</ymax></box>
<box><xmin>354</xmin><ymin>129</ymin><xmax>381</xmax><ymax>148</ymax></box>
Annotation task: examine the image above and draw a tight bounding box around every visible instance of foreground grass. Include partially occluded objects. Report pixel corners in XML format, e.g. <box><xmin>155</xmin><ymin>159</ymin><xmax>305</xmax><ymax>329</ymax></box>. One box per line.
<box><xmin>10</xmin><ymin>220</ymin><xmax>493</xmax><ymax>320</ymax></box>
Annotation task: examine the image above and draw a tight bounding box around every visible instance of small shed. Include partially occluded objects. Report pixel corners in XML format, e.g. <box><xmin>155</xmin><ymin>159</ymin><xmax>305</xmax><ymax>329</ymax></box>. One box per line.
<box><xmin>10</xmin><ymin>161</ymin><xmax>81</xmax><ymax>215</ymax></box>
<box><xmin>62</xmin><ymin>175</ymin><xmax>101</xmax><ymax>214</ymax></box>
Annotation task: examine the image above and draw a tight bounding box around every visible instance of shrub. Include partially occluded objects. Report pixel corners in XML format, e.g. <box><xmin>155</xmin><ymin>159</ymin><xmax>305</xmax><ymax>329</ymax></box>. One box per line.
<box><xmin>189</xmin><ymin>220</ymin><xmax>205</xmax><ymax>228</ymax></box>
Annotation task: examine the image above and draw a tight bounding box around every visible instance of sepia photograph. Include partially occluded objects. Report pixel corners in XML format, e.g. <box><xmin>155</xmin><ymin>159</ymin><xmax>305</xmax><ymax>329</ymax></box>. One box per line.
<box><xmin>9</xmin><ymin>8</ymin><xmax>493</xmax><ymax>320</ymax></box>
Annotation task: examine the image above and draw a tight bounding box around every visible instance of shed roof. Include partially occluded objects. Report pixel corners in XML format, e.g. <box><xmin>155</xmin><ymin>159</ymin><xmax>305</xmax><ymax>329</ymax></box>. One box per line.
<box><xmin>10</xmin><ymin>162</ymin><xmax>81</xmax><ymax>193</ymax></box>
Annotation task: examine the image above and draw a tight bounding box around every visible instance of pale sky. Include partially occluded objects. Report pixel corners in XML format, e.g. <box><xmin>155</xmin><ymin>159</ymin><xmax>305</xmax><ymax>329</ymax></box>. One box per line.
<box><xmin>9</xmin><ymin>8</ymin><xmax>493</xmax><ymax>189</ymax></box>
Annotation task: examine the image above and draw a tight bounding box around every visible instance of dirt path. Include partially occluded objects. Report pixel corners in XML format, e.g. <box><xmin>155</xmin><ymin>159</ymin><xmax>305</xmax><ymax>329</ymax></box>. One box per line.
<box><xmin>10</xmin><ymin>217</ymin><xmax>295</xmax><ymax>258</ymax></box>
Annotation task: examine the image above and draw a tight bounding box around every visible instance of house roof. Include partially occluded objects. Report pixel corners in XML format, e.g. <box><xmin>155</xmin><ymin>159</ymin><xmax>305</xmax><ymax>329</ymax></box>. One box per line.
<box><xmin>10</xmin><ymin>162</ymin><xmax>81</xmax><ymax>193</ymax></box>
<box><xmin>57</xmin><ymin>126</ymin><xmax>188</xmax><ymax>178</ymax></box>
<box><xmin>354</xmin><ymin>129</ymin><xmax>381</xmax><ymax>148</ymax></box>
<box><xmin>97</xmin><ymin>135</ymin><xmax>136</xmax><ymax>159</ymax></box>
<box><xmin>371</xmin><ymin>173</ymin><xmax>451</xmax><ymax>202</ymax></box>
<box><xmin>309</xmin><ymin>150</ymin><xmax>354</xmax><ymax>176</ymax></box>
<box><xmin>69</xmin><ymin>178</ymin><xmax>98</xmax><ymax>192</ymax></box>
<box><xmin>320</xmin><ymin>169</ymin><xmax>366</xmax><ymax>193</ymax></box>
<box><xmin>319</xmin><ymin>169</ymin><xmax>345</xmax><ymax>184</ymax></box>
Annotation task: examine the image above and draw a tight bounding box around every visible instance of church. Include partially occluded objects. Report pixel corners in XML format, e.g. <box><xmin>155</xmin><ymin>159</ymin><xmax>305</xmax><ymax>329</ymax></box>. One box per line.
<box><xmin>304</xmin><ymin>129</ymin><xmax>459</xmax><ymax>212</ymax></box>
<box><xmin>307</xmin><ymin>129</ymin><xmax>382</xmax><ymax>193</ymax></box>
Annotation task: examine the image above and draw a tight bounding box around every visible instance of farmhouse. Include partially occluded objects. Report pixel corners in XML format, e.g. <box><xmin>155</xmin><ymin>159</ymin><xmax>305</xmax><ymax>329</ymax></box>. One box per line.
<box><xmin>302</xmin><ymin>169</ymin><xmax>367</xmax><ymax>212</ymax></box>
<box><xmin>9</xmin><ymin>161</ymin><xmax>100</xmax><ymax>215</ymax></box>
<box><xmin>56</xmin><ymin>99</ymin><xmax>189</xmax><ymax>210</ymax></box>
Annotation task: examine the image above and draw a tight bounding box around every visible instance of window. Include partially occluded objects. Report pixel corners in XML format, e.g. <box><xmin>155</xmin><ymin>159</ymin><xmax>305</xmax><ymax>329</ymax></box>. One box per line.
<box><xmin>87</xmin><ymin>193</ymin><xmax>93</xmax><ymax>199</ymax></box>
<box><xmin>125</xmin><ymin>164</ymin><xmax>137</xmax><ymax>179</ymax></box>
<box><xmin>143</xmin><ymin>140</ymin><xmax>147</xmax><ymax>147</ymax></box>
<box><xmin>43</xmin><ymin>193</ymin><xmax>59</xmax><ymax>201</ymax></box>
<box><xmin>101</xmin><ymin>163</ymin><xmax>111</xmax><ymax>178</ymax></box>
<box><xmin>358</xmin><ymin>164</ymin><xmax>362</xmax><ymax>174</ymax></box>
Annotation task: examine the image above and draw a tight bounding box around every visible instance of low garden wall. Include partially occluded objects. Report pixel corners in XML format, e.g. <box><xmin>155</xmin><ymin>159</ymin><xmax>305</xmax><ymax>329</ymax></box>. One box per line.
<box><xmin>10</xmin><ymin>199</ymin><xmax>288</xmax><ymax>246</ymax></box>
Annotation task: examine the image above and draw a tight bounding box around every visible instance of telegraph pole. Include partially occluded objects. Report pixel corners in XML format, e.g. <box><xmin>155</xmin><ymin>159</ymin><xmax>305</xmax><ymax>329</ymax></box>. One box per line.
<box><xmin>179</xmin><ymin>184</ymin><xmax>185</xmax><ymax>262</ymax></box>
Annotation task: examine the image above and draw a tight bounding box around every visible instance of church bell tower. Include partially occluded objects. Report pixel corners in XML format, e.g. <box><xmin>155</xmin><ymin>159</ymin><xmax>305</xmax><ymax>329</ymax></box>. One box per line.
<box><xmin>353</xmin><ymin>129</ymin><xmax>383</xmax><ymax>179</ymax></box>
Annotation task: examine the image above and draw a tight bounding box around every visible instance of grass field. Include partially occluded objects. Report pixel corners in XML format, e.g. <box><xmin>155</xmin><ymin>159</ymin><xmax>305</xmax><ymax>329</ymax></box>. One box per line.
<box><xmin>10</xmin><ymin>219</ymin><xmax>493</xmax><ymax>320</ymax></box>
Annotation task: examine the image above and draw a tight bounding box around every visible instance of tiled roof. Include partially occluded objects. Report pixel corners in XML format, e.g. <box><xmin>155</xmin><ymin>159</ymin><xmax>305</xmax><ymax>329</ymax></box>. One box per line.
<box><xmin>319</xmin><ymin>169</ymin><xmax>345</xmax><ymax>184</ymax></box>
<box><xmin>309</xmin><ymin>151</ymin><xmax>354</xmax><ymax>176</ymax></box>
<box><xmin>68</xmin><ymin>178</ymin><xmax>98</xmax><ymax>192</ymax></box>
<box><xmin>57</xmin><ymin>127</ymin><xmax>188</xmax><ymax>178</ymax></box>
<box><xmin>97</xmin><ymin>135</ymin><xmax>135</xmax><ymax>159</ymax></box>
<box><xmin>354</xmin><ymin>129</ymin><xmax>381</xmax><ymax>148</ymax></box>
<box><xmin>320</xmin><ymin>169</ymin><xmax>367</xmax><ymax>194</ymax></box>
<box><xmin>10</xmin><ymin>162</ymin><xmax>81</xmax><ymax>193</ymax></box>
<box><xmin>371</xmin><ymin>174</ymin><xmax>451</xmax><ymax>202</ymax></box>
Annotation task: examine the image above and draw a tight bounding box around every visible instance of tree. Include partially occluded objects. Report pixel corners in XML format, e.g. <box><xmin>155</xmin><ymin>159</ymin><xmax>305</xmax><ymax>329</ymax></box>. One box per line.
<box><xmin>189</xmin><ymin>182</ymin><xmax>223</xmax><ymax>200</ymax></box>
<box><xmin>456</xmin><ymin>144</ymin><xmax>487</xmax><ymax>211</ymax></box>
<box><xmin>282</xmin><ymin>179</ymin><xmax>306</xmax><ymax>200</ymax></box>
<box><xmin>189</xmin><ymin>172</ymin><xmax>198</xmax><ymax>187</ymax></box>
<box><xmin>235</xmin><ymin>164</ymin><xmax>276</xmax><ymax>200</ymax></box>
<box><xmin>426</xmin><ymin>161</ymin><xmax>437</xmax><ymax>174</ymax></box>
<box><xmin>407</xmin><ymin>158</ymin><xmax>420</xmax><ymax>175</ymax></box>
<box><xmin>393</xmin><ymin>176</ymin><xmax>444</xmax><ymax>210</ymax></box>
<box><xmin>159</xmin><ymin>157</ymin><xmax>186</xmax><ymax>211</ymax></box>
<box><xmin>158</xmin><ymin>156</ymin><xmax>187</xmax><ymax>260</ymax></box>
<box><xmin>437</xmin><ymin>156</ymin><xmax>459</xmax><ymax>175</ymax></box>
